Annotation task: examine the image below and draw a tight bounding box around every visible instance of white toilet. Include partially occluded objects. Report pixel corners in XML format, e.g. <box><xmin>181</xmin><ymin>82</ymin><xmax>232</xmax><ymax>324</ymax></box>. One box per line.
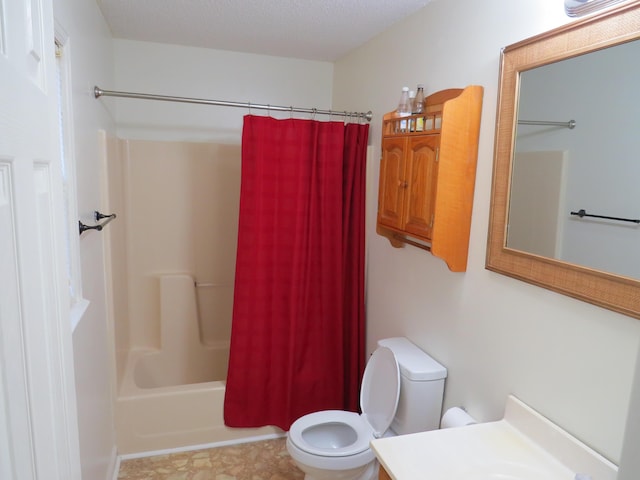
<box><xmin>286</xmin><ymin>337</ymin><xmax>447</xmax><ymax>480</ymax></box>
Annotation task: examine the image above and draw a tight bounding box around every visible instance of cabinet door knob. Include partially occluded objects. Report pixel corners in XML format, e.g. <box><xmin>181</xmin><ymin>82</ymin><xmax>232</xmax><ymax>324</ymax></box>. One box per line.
<box><xmin>399</xmin><ymin>180</ymin><xmax>408</xmax><ymax>188</ymax></box>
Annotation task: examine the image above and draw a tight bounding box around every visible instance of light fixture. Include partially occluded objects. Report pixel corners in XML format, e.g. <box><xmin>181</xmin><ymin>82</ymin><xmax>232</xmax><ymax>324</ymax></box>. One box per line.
<box><xmin>565</xmin><ymin>0</ymin><xmax>629</xmax><ymax>16</ymax></box>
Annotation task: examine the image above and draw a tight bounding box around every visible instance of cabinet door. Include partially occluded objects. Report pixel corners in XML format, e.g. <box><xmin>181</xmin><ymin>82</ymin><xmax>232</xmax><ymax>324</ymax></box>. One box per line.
<box><xmin>403</xmin><ymin>135</ymin><xmax>440</xmax><ymax>240</ymax></box>
<box><xmin>378</xmin><ymin>137</ymin><xmax>408</xmax><ymax>230</ymax></box>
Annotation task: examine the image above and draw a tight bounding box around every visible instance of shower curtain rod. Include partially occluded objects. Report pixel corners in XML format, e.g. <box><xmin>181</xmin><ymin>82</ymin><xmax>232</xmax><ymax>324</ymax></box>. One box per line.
<box><xmin>94</xmin><ymin>86</ymin><xmax>373</xmax><ymax>122</ymax></box>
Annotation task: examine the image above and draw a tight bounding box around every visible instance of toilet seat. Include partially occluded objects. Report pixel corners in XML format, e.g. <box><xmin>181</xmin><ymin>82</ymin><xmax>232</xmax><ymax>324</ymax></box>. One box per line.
<box><xmin>287</xmin><ymin>346</ymin><xmax>400</xmax><ymax>458</ymax></box>
<box><xmin>359</xmin><ymin>345</ymin><xmax>400</xmax><ymax>437</ymax></box>
<box><xmin>288</xmin><ymin>410</ymin><xmax>373</xmax><ymax>457</ymax></box>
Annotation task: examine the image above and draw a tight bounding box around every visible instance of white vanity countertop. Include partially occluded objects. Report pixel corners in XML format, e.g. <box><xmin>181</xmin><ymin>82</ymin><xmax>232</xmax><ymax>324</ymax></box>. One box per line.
<box><xmin>371</xmin><ymin>395</ymin><xmax>618</xmax><ymax>480</ymax></box>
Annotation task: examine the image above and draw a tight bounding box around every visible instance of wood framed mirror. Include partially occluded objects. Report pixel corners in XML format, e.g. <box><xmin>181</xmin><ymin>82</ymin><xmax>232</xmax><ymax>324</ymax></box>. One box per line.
<box><xmin>486</xmin><ymin>1</ymin><xmax>640</xmax><ymax>319</ymax></box>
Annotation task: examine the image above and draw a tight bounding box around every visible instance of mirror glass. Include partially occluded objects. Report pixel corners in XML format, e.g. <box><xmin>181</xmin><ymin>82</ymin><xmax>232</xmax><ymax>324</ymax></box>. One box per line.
<box><xmin>486</xmin><ymin>2</ymin><xmax>640</xmax><ymax>319</ymax></box>
<box><xmin>507</xmin><ymin>39</ymin><xmax>640</xmax><ymax>280</ymax></box>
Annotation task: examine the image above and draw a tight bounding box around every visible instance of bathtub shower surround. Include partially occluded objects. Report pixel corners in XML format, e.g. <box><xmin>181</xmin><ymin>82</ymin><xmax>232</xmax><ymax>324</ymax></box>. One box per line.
<box><xmin>136</xmin><ymin>275</ymin><xmax>228</xmax><ymax>387</ymax></box>
<box><xmin>106</xmin><ymin>139</ymin><xmax>279</xmax><ymax>454</ymax></box>
<box><xmin>115</xmin><ymin>276</ymin><xmax>281</xmax><ymax>453</ymax></box>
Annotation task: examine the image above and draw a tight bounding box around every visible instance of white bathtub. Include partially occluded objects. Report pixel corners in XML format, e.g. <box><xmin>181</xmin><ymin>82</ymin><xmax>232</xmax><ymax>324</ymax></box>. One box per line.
<box><xmin>116</xmin><ymin>347</ymin><xmax>281</xmax><ymax>455</ymax></box>
<box><xmin>115</xmin><ymin>275</ymin><xmax>281</xmax><ymax>455</ymax></box>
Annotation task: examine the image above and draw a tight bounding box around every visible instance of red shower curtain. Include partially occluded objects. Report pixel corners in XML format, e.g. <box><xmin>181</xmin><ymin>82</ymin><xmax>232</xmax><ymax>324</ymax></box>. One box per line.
<box><xmin>224</xmin><ymin>115</ymin><xmax>368</xmax><ymax>430</ymax></box>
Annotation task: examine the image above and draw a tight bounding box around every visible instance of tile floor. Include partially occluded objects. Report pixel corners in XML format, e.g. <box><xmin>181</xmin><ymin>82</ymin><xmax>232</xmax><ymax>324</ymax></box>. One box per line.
<box><xmin>117</xmin><ymin>438</ymin><xmax>304</xmax><ymax>480</ymax></box>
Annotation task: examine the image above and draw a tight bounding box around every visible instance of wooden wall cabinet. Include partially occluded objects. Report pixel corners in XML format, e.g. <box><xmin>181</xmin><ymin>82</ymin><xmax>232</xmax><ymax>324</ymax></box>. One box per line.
<box><xmin>376</xmin><ymin>85</ymin><xmax>483</xmax><ymax>272</ymax></box>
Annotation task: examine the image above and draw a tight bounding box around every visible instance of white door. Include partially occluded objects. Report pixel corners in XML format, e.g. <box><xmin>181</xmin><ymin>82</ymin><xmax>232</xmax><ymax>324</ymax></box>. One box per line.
<box><xmin>0</xmin><ymin>0</ymin><xmax>81</xmax><ymax>479</ymax></box>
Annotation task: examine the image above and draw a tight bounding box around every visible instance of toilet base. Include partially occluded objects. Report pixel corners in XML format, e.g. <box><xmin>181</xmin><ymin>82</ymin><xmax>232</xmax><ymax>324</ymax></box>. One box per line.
<box><xmin>295</xmin><ymin>459</ymin><xmax>378</xmax><ymax>480</ymax></box>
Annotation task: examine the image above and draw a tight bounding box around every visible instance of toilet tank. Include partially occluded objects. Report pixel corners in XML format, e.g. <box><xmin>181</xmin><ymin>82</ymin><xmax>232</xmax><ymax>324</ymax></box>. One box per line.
<box><xmin>377</xmin><ymin>337</ymin><xmax>447</xmax><ymax>435</ymax></box>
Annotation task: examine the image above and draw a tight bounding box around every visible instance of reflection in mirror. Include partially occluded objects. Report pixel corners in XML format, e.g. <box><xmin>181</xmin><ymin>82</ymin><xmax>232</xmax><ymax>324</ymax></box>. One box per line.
<box><xmin>486</xmin><ymin>1</ymin><xmax>640</xmax><ymax>319</ymax></box>
<box><xmin>565</xmin><ymin>0</ymin><xmax>628</xmax><ymax>16</ymax></box>
<box><xmin>508</xmin><ymin>39</ymin><xmax>640</xmax><ymax>280</ymax></box>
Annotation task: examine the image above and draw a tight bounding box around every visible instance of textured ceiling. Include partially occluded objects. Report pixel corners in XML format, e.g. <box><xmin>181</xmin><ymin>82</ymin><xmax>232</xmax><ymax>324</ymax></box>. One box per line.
<box><xmin>96</xmin><ymin>0</ymin><xmax>433</xmax><ymax>61</ymax></box>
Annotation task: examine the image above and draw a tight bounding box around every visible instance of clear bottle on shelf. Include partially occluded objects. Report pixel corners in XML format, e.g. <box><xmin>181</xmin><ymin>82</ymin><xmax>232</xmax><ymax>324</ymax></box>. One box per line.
<box><xmin>413</xmin><ymin>84</ymin><xmax>425</xmax><ymax>131</ymax></box>
<box><xmin>397</xmin><ymin>86</ymin><xmax>411</xmax><ymax>133</ymax></box>
<box><xmin>408</xmin><ymin>90</ymin><xmax>416</xmax><ymax>131</ymax></box>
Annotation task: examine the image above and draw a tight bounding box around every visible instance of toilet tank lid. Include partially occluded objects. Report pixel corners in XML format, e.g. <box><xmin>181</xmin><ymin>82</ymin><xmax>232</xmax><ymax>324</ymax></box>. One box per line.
<box><xmin>377</xmin><ymin>337</ymin><xmax>447</xmax><ymax>381</ymax></box>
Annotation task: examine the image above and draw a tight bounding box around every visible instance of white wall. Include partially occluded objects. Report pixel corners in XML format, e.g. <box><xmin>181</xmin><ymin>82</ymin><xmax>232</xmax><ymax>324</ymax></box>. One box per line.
<box><xmin>52</xmin><ymin>0</ymin><xmax>118</xmax><ymax>478</ymax></box>
<box><xmin>111</xmin><ymin>40</ymin><xmax>335</xmax><ymax>143</ymax></box>
<box><xmin>333</xmin><ymin>0</ymin><xmax>640</xmax><ymax>465</ymax></box>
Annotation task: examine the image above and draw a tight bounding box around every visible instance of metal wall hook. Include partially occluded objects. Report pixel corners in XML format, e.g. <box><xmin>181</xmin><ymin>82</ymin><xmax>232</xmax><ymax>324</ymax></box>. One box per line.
<box><xmin>79</xmin><ymin>211</ymin><xmax>117</xmax><ymax>235</ymax></box>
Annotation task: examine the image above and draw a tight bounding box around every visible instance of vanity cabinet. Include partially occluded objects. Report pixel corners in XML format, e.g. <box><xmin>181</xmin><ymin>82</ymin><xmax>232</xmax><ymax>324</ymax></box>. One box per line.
<box><xmin>379</xmin><ymin>465</ymin><xmax>392</xmax><ymax>480</ymax></box>
<box><xmin>376</xmin><ymin>86</ymin><xmax>483</xmax><ymax>272</ymax></box>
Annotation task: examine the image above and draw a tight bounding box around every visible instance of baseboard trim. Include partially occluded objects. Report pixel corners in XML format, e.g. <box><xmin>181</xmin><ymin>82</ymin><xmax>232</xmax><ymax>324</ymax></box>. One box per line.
<box><xmin>117</xmin><ymin>432</ymin><xmax>287</xmax><ymax>461</ymax></box>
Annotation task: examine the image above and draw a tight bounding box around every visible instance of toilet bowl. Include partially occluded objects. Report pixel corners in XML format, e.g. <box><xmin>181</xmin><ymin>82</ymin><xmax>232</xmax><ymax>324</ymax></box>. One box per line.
<box><xmin>286</xmin><ymin>346</ymin><xmax>401</xmax><ymax>480</ymax></box>
<box><xmin>286</xmin><ymin>337</ymin><xmax>448</xmax><ymax>480</ymax></box>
